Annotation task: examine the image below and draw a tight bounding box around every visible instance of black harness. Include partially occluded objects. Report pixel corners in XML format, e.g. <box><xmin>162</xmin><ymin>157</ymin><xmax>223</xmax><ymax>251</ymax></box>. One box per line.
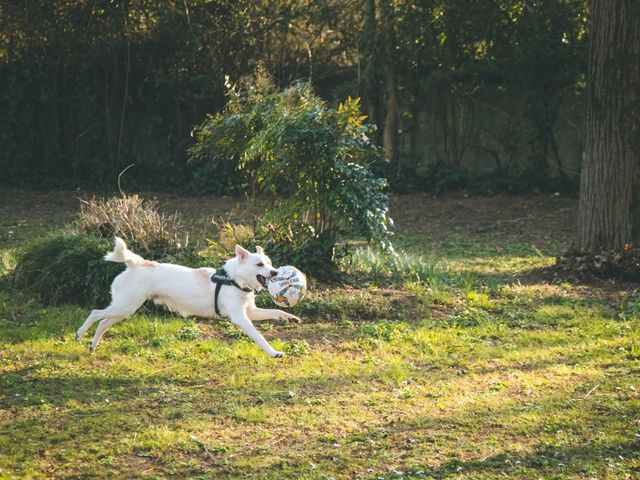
<box><xmin>211</xmin><ymin>267</ymin><xmax>253</xmax><ymax>315</ymax></box>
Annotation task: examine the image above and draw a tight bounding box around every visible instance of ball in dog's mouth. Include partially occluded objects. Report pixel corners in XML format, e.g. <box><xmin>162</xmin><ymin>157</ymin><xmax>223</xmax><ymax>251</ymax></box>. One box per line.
<box><xmin>257</xmin><ymin>275</ymin><xmax>268</xmax><ymax>288</ymax></box>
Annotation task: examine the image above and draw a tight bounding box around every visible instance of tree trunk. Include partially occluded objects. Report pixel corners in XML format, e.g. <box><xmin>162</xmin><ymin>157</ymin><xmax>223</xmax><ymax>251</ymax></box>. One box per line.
<box><xmin>577</xmin><ymin>0</ymin><xmax>640</xmax><ymax>251</ymax></box>
<box><xmin>444</xmin><ymin>87</ymin><xmax>458</xmax><ymax>167</ymax></box>
<box><xmin>380</xmin><ymin>0</ymin><xmax>398</xmax><ymax>164</ymax></box>
<box><xmin>383</xmin><ymin>72</ymin><xmax>399</xmax><ymax>163</ymax></box>
<box><xmin>360</xmin><ymin>0</ymin><xmax>380</xmax><ymax>144</ymax></box>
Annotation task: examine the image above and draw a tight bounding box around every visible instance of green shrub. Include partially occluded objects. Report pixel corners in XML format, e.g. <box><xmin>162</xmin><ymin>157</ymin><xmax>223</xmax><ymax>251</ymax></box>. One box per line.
<box><xmin>190</xmin><ymin>76</ymin><xmax>393</xmax><ymax>277</ymax></box>
<box><xmin>255</xmin><ymin>223</ymin><xmax>337</xmax><ymax>279</ymax></box>
<box><xmin>12</xmin><ymin>229</ymin><xmax>210</xmax><ymax>307</ymax></box>
<box><xmin>283</xmin><ymin>339</ymin><xmax>310</xmax><ymax>356</ymax></box>
<box><xmin>14</xmin><ymin>235</ymin><xmax>124</xmax><ymax>306</ymax></box>
<box><xmin>12</xmin><ymin>195</ymin><xmax>220</xmax><ymax>306</ymax></box>
<box><xmin>177</xmin><ymin>321</ymin><xmax>202</xmax><ymax>341</ymax></box>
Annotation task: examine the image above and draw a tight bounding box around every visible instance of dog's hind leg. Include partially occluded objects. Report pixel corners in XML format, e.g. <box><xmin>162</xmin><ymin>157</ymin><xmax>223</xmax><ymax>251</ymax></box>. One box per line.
<box><xmin>87</xmin><ymin>292</ymin><xmax>147</xmax><ymax>352</ymax></box>
<box><xmin>76</xmin><ymin>309</ymin><xmax>107</xmax><ymax>342</ymax></box>
<box><xmin>89</xmin><ymin>316</ymin><xmax>125</xmax><ymax>353</ymax></box>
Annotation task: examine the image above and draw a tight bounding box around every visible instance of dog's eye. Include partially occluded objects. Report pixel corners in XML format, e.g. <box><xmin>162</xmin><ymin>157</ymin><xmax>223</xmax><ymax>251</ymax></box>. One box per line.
<box><xmin>256</xmin><ymin>262</ymin><xmax>264</xmax><ymax>267</ymax></box>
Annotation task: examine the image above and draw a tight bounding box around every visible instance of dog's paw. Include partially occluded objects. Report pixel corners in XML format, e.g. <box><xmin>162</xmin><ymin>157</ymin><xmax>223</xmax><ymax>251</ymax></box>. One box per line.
<box><xmin>89</xmin><ymin>344</ymin><xmax>96</xmax><ymax>354</ymax></box>
<box><xmin>282</xmin><ymin>313</ymin><xmax>301</xmax><ymax>323</ymax></box>
<box><xmin>271</xmin><ymin>351</ymin><xmax>285</xmax><ymax>359</ymax></box>
<box><xmin>75</xmin><ymin>330</ymin><xmax>84</xmax><ymax>343</ymax></box>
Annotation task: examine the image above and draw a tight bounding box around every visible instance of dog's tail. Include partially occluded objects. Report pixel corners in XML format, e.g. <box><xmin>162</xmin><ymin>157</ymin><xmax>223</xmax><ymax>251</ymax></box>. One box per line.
<box><xmin>104</xmin><ymin>237</ymin><xmax>144</xmax><ymax>268</ymax></box>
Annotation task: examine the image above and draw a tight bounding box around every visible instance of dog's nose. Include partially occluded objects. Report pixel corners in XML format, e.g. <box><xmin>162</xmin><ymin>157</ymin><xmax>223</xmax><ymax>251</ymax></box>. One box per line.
<box><xmin>270</xmin><ymin>270</ymin><xmax>278</xmax><ymax>277</ymax></box>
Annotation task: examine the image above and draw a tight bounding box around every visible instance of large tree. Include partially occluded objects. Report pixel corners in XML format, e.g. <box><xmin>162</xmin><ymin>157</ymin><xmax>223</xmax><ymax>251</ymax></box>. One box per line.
<box><xmin>577</xmin><ymin>0</ymin><xmax>640</xmax><ymax>251</ymax></box>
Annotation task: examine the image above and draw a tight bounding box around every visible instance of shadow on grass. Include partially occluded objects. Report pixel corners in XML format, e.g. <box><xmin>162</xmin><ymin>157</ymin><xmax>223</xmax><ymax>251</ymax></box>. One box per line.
<box><xmin>0</xmin><ymin>365</ymin><xmax>200</xmax><ymax>408</ymax></box>
<box><xmin>341</xmin><ymin>385</ymin><xmax>640</xmax><ymax>479</ymax></box>
<box><xmin>435</xmin><ymin>264</ymin><xmax>559</xmax><ymax>290</ymax></box>
<box><xmin>0</xmin><ymin>353</ymin><xmax>374</xmax><ymax>410</ymax></box>
<box><xmin>371</xmin><ymin>439</ymin><xmax>640</xmax><ymax>479</ymax></box>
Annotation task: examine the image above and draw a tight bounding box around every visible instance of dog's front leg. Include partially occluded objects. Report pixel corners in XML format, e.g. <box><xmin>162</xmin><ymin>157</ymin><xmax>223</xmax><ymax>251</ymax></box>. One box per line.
<box><xmin>247</xmin><ymin>305</ymin><xmax>301</xmax><ymax>323</ymax></box>
<box><xmin>228</xmin><ymin>310</ymin><xmax>284</xmax><ymax>358</ymax></box>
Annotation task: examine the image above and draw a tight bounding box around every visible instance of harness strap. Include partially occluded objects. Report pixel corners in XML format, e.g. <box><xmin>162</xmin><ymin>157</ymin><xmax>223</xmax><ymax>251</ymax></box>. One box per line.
<box><xmin>214</xmin><ymin>280</ymin><xmax>224</xmax><ymax>316</ymax></box>
<box><xmin>211</xmin><ymin>267</ymin><xmax>253</xmax><ymax>316</ymax></box>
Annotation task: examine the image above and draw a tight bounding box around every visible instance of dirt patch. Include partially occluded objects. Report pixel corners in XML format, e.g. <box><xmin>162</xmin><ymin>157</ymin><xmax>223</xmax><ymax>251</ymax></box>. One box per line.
<box><xmin>390</xmin><ymin>192</ymin><xmax>577</xmax><ymax>245</ymax></box>
<box><xmin>0</xmin><ymin>188</ymin><xmax>83</xmax><ymax>220</ymax></box>
<box><xmin>1</xmin><ymin>189</ymin><xmax>578</xmax><ymax>241</ymax></box>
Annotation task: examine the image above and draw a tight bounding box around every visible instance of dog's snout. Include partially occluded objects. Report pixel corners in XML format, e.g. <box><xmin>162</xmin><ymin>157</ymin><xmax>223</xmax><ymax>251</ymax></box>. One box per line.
<box><xmin>270</xmin><ymin>270</ymin><xmax>278</xmax><ymax>277</ymax></box>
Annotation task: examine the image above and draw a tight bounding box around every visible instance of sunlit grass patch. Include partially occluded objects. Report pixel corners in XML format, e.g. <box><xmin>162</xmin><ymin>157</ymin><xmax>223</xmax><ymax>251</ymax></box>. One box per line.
<box><xmin>445</xmin><ymin>253</ymin><xmax>557</xmax><ymax>276</ymax></box>
<box><xmin>231</xmin><ymin>405</ymin><xmax>269</xmax><ymax>423</ymax></box>
<box><xmin>0</xmin><ymin>247</ymin><xmax>17</xmax><ymax>278</ymax></box>
<box><xmin>341</xmin><ymin>245</ymin><xmax>445</xmax><ymax>284</ymax></box>
<box><xmin>1</xmin><ymin>301</ymin><xmax>638</xmax><ymax>478</ymax></box>
<box><xmin>125</xmin><ymin>425</ymin><xmax>195</xmax><ymax>457</ymax></box>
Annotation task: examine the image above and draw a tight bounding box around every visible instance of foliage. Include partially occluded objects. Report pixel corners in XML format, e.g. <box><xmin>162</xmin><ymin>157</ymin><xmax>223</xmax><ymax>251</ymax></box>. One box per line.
<box><xmin>71</xmin><ymin>194</ymin><xmax>186</xmax><ymax>258</ymax></box>
<box><xmin>0</xmin><ymin>1</ymin><xmax>588</xmax><ymax>191</ymax></box>
<box><xmin>177</xmin><ymin>321</ymin><xmax>202</xmax><ymax>341</ymax></box>
<box><xmin>0</xmin><ymin>1</ymin><xmax>354</xmax><ymax>189</ymax></box>
<box><xmin>360</xmin><ymin>320</ymin><xmax>410</xmax><ymax>342</ymax></box>
<box><xmin>283</xmin><ymin>339</ymin><xmax>310</xmax><ymax>356</ymax></box>
<box><xmin>13</xmin><ymin>234</ymin><xmax>123</xmax><ymax>306</ymax></box>
<box><xmin>12</xmin><ymin>229</ymin><xmax>208</xmax><ymax>306</ymax></box>
<box><xmin>254</xmin><ymin>223</ymin><xmax>337</xmax><ymax>279</ymax></box>
<box><xmin>188</xmin><ymin>74</ymin><xmax>278</xmax><ymax>197</ymax></box>
<box><xmin>383</xmin><ymin>0</ymin><xmax>587</xmax><ymax>190</ymax></box>
<box><xmin>191</xmin><ymin>80</ymin><xmax>393</xmax><ymax>276</ymax></box>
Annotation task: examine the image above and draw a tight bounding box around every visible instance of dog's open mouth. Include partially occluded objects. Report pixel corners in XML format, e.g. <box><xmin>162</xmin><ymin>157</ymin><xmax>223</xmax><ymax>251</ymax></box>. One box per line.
<box><xmin>257</xmin><ymin>275</ymin><xmax>268</xmax><ymax>288</ymax></box>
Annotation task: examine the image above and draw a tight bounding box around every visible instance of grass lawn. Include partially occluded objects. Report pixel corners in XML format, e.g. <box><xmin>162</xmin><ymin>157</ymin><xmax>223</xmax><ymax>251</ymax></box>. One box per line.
<box><xmin>0</xmin><ymin>190</ymin><xmax>638</xmax><ymax>479</ymax></box>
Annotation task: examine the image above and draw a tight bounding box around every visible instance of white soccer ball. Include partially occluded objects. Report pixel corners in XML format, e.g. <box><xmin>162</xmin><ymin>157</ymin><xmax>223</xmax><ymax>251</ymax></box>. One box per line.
<box><xmin>267</xmin><ymin>266</ymin><xmax>307</xmax><ymax>307</ymax></box>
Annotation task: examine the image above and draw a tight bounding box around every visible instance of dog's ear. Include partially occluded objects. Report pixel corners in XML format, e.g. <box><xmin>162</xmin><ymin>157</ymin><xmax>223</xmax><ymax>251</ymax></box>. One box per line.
<box><xmin>255</xmin><ymin>245</ymin><xmax>264</xmax><ymax>255</ymax></box>
<box><xmin>235</xmin><ymin>244</ymin><xmax>250</xmax><ymax>262</ymax></box>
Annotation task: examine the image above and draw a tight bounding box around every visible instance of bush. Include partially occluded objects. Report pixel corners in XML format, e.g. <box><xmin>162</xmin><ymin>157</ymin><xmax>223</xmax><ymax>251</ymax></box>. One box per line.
<box><xmin>13</xmin><ymin>196</ymin><xmax>213</xmax><ymax>306</ymax></box>
<box><xmin>13</xmin><ymin>230</ymin><xmax>210</xmax><ymax>307</ymax></box>
<box><xmin>254</xmin><ymin>223</ymin><xmax>337</xmax><ymax>279</ymax></box>
<box><xmin>190</xmin><ymin>77</ymin><xmax>393</xmax><ymax>277</ymax></box>
<box><xmin>72</xmin><ymin>194</ymin><xmax>185</xmax><ymax>258</ymax></box>
<box><xmin>14</xmin><ymin>235</ymin><xmax>124</xmax><ymax>306</ymax></box>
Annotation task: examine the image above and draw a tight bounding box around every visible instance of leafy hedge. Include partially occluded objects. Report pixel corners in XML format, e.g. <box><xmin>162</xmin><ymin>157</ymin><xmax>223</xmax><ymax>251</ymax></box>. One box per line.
<box><xmin>14</xmin><ymin>235</ymin><xmax>124</xmax><ymax>306</ymax></box>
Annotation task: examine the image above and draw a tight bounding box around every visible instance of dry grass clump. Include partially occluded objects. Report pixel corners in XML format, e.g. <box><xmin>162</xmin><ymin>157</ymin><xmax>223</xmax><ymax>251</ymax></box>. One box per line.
<box><xmin>14</xmin><ymin>195</ymin><xmax>197</xmax><ymax>305</ymax></box>
<box><xmin>205</xmin><ymin>219</ymin><xmax>255</xmax><ymax>260</ymax></box>
<box><xmin>72</xmin><ymin>194</ymin><xmax>185</xmax><ymax>256</ymax></box>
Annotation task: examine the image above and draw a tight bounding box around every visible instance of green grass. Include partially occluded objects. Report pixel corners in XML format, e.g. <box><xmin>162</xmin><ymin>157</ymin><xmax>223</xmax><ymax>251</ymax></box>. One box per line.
<box><xmin>1</xmin><ymin>195</ymin><xmax>639</xmax><ymax>479</ymax></box>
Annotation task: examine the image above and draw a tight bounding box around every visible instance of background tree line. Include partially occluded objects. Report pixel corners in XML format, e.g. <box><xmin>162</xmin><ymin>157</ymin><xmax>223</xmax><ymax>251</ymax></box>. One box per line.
<box><xmin>0</xmin><ymin>0</ymin><xmax>587</xmax><ymax>192</ymax></box>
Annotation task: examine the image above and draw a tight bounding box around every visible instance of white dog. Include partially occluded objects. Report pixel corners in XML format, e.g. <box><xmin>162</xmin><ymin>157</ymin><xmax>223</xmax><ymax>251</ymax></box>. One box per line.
<box><xmin>76</xmin><ymin>237</ymin><xmax>300</xmax><ymax>357</ymax></box>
